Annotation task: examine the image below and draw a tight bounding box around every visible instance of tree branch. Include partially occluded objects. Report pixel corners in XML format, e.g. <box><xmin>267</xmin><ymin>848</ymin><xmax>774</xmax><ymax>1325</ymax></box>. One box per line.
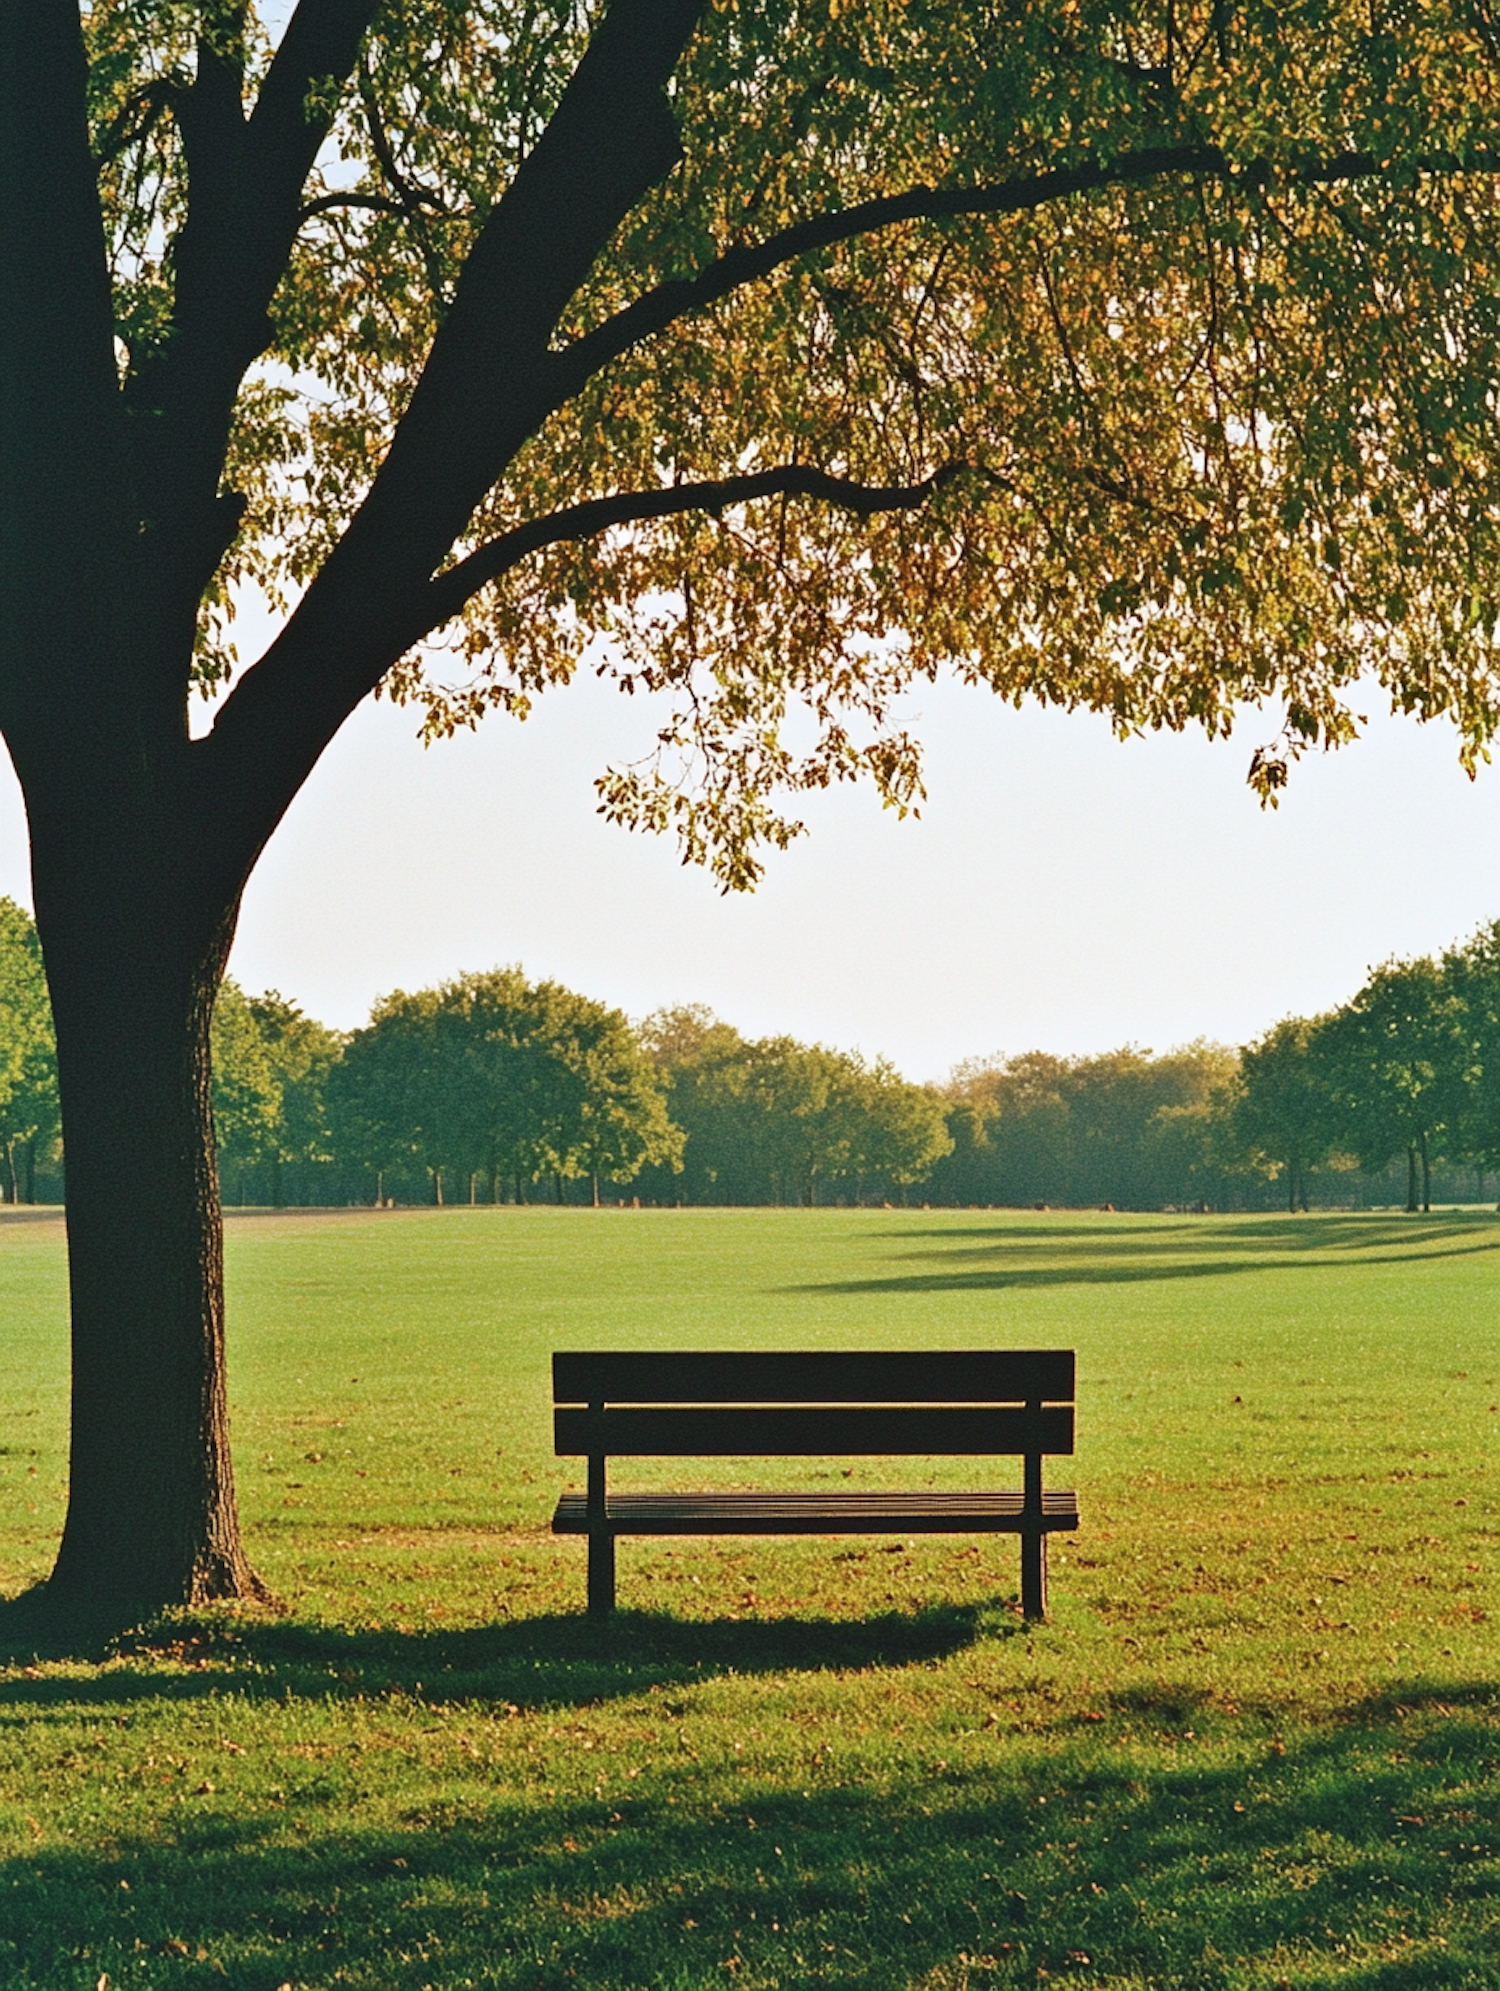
<box><xmin>423</xmin><ymin>461</ymin><xmax>968</xmax><ymax>628</ymax></box>
<box><xmin>310</xmin><ymin>0</ymin><xmax>708</xmax><ymax>593</ymax></box>
<box><xmin>93</xmin><ymin>76</ymin><xmax>186</xmax><ymax>166</ymax></box>
<box><xmin>550</xmin><ymin>143</ymin><xmax>1468</xmax><ymax>397</ymax></box>
<box><xmin>123</xmin><ymin>0</ymin><xmax>379</xmax><ymax>634</ymax></box>
<box><xmin>354</xmin><ymin>63</ymin><xmax>453</xmax><ymax>297</ymax></box>
<box><xmin>298</xmin><ymin>188</ymin><xmax>409</xmax><ymax>222</ymax></box>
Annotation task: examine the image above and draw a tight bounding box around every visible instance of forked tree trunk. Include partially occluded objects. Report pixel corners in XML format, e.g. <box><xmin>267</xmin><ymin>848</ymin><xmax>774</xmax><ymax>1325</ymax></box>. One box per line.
<box><xmin>0</xmin><ymin>0</ymin><xmax>715</xmax><ymax>1632</ymax></box>
<box><xmin>31</xmin><ymin>836</ymin><xmax>265</xmax><ymax>1625</ymax></box>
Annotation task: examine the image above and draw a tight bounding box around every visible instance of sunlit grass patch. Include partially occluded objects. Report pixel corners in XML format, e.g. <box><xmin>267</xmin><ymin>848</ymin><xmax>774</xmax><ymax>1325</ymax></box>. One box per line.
<box><xmin>0</xmin><ymin>1205</ymin><xmax>1495</xmax><ymax>1986</ymax></box>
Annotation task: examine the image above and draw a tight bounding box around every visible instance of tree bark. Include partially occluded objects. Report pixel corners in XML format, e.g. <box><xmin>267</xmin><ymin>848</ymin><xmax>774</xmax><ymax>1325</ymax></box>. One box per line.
<box><xmin>1419</xmin><ymin>1128</ymin><xmax>1431</xmax><ymax>1213</ymax></box>
<box><xmin>35</xmin><ymin>848</ymin><xmax>265</xmax><ymax>1624</ymax></box>
<box><xmin>1406</xmin><ymin>1142</ymin><xmax>1419</xmax><ymax>1213</ymax></box>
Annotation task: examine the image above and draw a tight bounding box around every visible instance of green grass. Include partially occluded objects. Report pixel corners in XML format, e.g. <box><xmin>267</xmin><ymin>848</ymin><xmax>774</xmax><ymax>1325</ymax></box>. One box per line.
<box><xmin>0</xmin><ymin>1205</ymin><xmax>1496</xmax><ymax>1989</ymax></box>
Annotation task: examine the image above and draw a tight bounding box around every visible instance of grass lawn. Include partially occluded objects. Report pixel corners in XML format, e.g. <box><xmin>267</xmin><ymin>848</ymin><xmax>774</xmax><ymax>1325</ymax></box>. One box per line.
<box><xmin>0</xmin><ymin>1204</ymin><xmax>1496</xmax><ymax>1990</ymax></box>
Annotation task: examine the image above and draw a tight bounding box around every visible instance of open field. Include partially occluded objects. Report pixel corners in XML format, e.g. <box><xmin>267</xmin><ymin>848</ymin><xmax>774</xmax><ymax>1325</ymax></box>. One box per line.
<box><xmin>0</xmin><ymin>1205</ymin><xmax>1496</xmax><ymax>1989</ymax></box>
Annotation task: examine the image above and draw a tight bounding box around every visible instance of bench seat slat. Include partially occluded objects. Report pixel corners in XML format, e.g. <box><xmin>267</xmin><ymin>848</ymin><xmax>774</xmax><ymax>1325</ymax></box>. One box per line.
<box><xmin>553</xmin><ymin>1350</ymin><xmax>1074</xmax><ymax>1405</ymax></box>
<box><xmin>556</xmin><ymin>1404</ymin><xmax>1073</xmax><ymax>1457</ymax></box>
<box><xmin>553</xmin><ymin>1489</ymin><xmax>1080</xmax><ymax>1535</ymax></box>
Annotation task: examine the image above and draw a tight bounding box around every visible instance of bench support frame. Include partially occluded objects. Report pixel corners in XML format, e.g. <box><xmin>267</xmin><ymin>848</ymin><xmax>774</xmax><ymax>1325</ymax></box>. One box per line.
<box><xmin>555</xmin><ymin>1352</ymin><xmax>1077</xmax><ymax>1623</ymax></box>
<box><xmin>586</xmin><ymin>1442</ymin><xmax>616</xmax><ymax>1615</ymax></box>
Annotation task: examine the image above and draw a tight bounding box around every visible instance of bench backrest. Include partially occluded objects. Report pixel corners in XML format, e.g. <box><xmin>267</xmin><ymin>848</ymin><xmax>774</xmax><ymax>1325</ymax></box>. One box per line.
<box><xmin>553</xmin><ymin>1350</ymin><xmax>1075</xmax><ymax>1458</ymax></box>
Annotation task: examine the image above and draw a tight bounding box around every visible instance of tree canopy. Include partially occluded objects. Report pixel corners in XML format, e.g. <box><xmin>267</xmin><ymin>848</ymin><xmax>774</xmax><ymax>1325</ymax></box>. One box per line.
<box><xmin>62</xmin><ymin>0</ymin><xmax>1500</xmax><ymax>888</ymax></box>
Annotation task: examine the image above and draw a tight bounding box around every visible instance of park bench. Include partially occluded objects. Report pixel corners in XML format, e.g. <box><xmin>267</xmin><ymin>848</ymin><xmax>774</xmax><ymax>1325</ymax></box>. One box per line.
<box><xmin>552</xmin><ymin>1349</ymin><xmax>1078</xmax><ymax>1619</ymax></box>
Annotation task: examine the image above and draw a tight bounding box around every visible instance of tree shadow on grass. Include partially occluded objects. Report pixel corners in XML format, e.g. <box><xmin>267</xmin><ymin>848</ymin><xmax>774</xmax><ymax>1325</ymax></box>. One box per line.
<box><xmin>0</xmin><ymin>1595</ymin><xmax>1001</xmax><ymax>1711</ymax></box>
<box><xmin>0</xmin><ymin>1682</ymin><xmax>1494</xmax><ymax>1990</ymax></box>
<box><xmin>795</xmin><ymin>1214</ymin><xmax>1500</xmax><ymax>1296</ymax></box>
<box><xmin>874</xmin><ymin>1215</ymin><xmax>1498</xmax><ymax>1247</ymax></box>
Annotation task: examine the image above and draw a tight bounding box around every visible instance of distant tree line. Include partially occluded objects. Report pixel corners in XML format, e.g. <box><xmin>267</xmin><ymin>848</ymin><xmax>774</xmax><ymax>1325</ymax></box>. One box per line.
<box><xmin>4</xmin><ymin>896</ymin><xmax>1500</xmax><ymax>1210</ymax></box>
<box><xmin>632</xmin><ymin>1008</ymin><xmax>952</xmax><ymax>1207</ymax></box>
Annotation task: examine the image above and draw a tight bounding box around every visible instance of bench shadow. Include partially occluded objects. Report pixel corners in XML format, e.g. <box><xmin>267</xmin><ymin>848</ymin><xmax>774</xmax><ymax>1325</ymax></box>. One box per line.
<box><xmin>0</xmin><ymin>1680</ymin><xmax>1492</xmax><ymax>1990</ymax></box>
<box><xmin>0</xmin><ymin>1596</ymin><xmax>999</xmax><ymax>1711</ymax></box>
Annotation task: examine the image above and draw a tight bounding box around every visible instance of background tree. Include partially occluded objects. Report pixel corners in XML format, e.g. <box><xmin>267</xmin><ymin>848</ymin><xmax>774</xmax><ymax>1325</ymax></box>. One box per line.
<box><xmin>429</xmin><ymin>972</ymin><xmax>581</xmax><ymax>1201</ymax></box>
<box><xmin>331</xmin><ymin>968</ymin><xmax>679</xmax><ymax>1204</ymax></box>
<box><xmin>244</xmin><ymin>993</ymin><xmax>344</xmax><ymax>1206</ymax></box>
<box><xmin>326</xmin><ymin>986</ymin><xmax>447</xmax><ymax>1200</ymax></box>
<box><xmin>0</xmin><ymin>897</ymin><xmax>60</xmax><ymax>1204</ymax></box>
<box><xmin>1319</xmin><ymin>957</ymin><xmax>1467</xmax><ymax>1212</ymax></box>
<box><xmin>1231</xmin><ymin>1016</ymin><xmax>1343</xmax><ymax>1214</ymax></box>
<box><xmin>1443</xmin><ymin>921</ymin><xmax>1500</xmax><ymax>1199</ymax></box>
<box><xmin>838</xmin><ymin>1060</ymin><xmax>953</xmax><ymax>1203</ymax></box>
<box><xmin>639</xmin><ymin>1013</ymin><xmax>950</xmax><ymax>1205</ymax></box>
<box><xmin>209</xmin><ymin>978</ymin><xmax>281</xmax><ymax>1195</ymax></box>
<box><xmin>7</xmin><ymin>0</ymin><xmax>1500</xmax><ymax>1621</ymax></box>
<box><xmin>638</xmin><ymin>1007</ymin><xmax>760</xmax><ymax>1205</ymax></box>
<box><xmin>558</xmin><ymin>993</ymin><xmax>683</xmax><ymax>1205</ymax></box>
<box><xmin>933</xmin><ymin>1054</ymin><xmax>1073</xmax><ymax>1207</ymax></box>
<box><xmin>930</xmin><ymin>1043</ymin><xmax>1238</xmax><ymax>1208</ymax></box>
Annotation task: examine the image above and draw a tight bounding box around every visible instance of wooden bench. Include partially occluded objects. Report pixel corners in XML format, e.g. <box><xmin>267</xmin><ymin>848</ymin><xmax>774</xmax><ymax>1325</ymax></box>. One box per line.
<box><xmin>552</xmin><ymin>1350</ymin><xmax>1078</xmax><ymax>1620</ymax></box>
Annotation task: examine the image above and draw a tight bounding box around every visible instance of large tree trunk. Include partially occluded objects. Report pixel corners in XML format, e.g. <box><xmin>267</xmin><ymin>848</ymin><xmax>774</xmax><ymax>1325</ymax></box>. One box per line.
<box><xmin>32</xmin><ymin>832</ymin><xmax>266</xmax><ymax>1626</ymax></box>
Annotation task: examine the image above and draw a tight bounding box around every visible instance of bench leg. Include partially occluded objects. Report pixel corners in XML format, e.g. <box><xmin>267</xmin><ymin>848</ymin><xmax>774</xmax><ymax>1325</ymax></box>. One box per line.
<box><xmin>587</xmin><ymin>1531</ymin><xmax>616</xmax><ymax>1616</ymax></box>
<box><xmin>1020</xmin><ymin>1530</ymin><xmax>1048</xmax><ymax>1621</ymax></box>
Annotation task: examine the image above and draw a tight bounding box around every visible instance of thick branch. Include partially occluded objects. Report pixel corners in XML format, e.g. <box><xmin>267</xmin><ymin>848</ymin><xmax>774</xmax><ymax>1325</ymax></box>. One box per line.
<box><xmin>424</xmin><ymin>463</ymin><xmax>966</xmax><ymax>629</ymax></box>
<box><xmin>199</xmin><ymin>0</ymin><xmax>709</xmax><ymax>891</ymax></box>
<box><xmin>124</xmin><ymin>0</ymin><xmax>379</xmax><ymax>631</ymax></box>
<box><xmin>0</xmin><ymin>0</ymin><xmax>124</xmax><ymax>742</ymax></box>
<box><xmin>312</xmin><ymin>0</ymin><xmax>707</xmax><ymax>592</ymax></box>
<box><xmin>552</xmin><ymin>144</ymin><xmax>1453</xmax><ymax>394</ymax></box>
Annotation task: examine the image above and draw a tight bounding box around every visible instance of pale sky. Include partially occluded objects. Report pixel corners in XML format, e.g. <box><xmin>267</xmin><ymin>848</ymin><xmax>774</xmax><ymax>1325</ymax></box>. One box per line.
<box><xmin>2</xmin><ymin>651</ymin><xmax>1497</xmax><ymax>1081</ymax></box>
